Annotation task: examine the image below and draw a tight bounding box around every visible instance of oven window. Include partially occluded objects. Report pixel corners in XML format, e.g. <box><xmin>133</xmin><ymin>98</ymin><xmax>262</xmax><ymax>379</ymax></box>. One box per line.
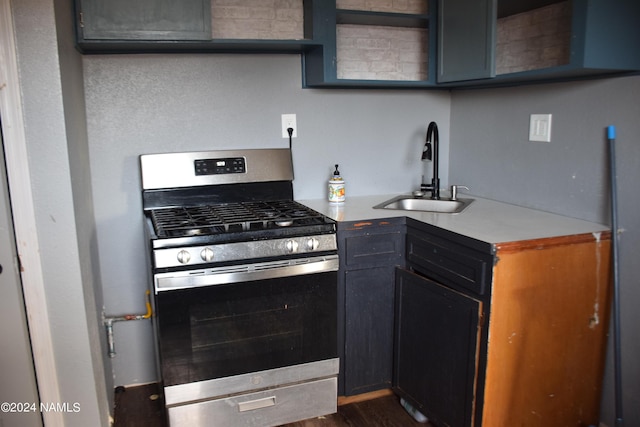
<box><xmin>156</xmin><ymin>272</ymin><xmax>337</xmax><ymax>386</ymax></box>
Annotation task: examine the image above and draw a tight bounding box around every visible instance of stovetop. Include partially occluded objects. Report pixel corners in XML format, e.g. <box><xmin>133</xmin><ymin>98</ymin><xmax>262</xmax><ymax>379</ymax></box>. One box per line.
<box><xmin>146</xmin><ymin>200</ymin><xmax>337</xmax><ymax>270</ymax></box>
<box><xmin>150</xmin><ymin>200</ymin><xmax>331</xmax><ymax>239</ymax></box>
<box><xmin>140</xmin><ymin>149</ymin><xmax>337</xmax><ymax>267</ymax></box>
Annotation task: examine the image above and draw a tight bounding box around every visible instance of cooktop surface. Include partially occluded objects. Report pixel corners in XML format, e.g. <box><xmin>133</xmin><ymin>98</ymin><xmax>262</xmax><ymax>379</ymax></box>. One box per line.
<box><xmin>149</xmin><ymin>200</ymin><xmax>332</xmax><ymax>239</ymax></box>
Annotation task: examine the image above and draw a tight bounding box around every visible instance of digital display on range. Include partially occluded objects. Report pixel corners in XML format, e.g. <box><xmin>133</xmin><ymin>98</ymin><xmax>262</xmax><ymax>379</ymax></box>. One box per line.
<box><xmin>194</xmin><ymin>157</ymin><xmax>246</xmax><ymax>175</ymax></box>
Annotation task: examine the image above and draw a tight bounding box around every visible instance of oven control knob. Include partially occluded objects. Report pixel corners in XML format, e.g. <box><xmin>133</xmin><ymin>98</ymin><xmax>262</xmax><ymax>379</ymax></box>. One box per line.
<box><xmin>177</xmin><ymin>250</ymin><xmax>191</xmax><ymax>264</ymax></box>
<box><xmin>286</xmin><ymin>240</ymin><xmax>299</xmax><ymax>253</ymax></box>
<box><xmin>200</xmin><ymin>247</ymin><xmax>214</xmax><ymax>262</ymax></box>
<box><xmin>307</xmin><ymin>238</ymin><xmax>320</xmax><ymax>250</ymax></box>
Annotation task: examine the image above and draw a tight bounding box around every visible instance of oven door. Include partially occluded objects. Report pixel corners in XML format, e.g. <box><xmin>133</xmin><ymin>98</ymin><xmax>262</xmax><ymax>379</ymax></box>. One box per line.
<box><xmin>154</xmin><ymin>255</ymin><xmax>339</xmax><ymax>388</ymax></box>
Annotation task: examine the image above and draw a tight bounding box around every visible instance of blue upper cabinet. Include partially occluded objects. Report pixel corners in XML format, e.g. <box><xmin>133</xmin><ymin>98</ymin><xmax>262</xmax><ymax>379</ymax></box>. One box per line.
<box><xmin>77</xmin><ymin>0</ymin><xmax>212</xmax><ymax>41</ymax></box>
<box><xmin>577</xmin><ymin>0</ymin><xmax>640</xmax><ymax>70</ymax></box>
<box><xmin>302</xmin><ymin>0</ymin><xmax>438</xmax><ymax>88</ymax></box>
<box><xmin>74</xmin><ymin>0</ymin><xmax>638</xmax><ymax>87</ymax></box>
<box><xmin>437</xmin><ymin>0</ymin><xmax>496</xmax><ymax>83</ymax></box>
<box><xmin>75</xmin><ymin>0</ymin><xmax>320</xmax><ymax>53</ymax></box>
<box><xmin>438</xmin><ymin>0</ymin><xmax>640</xmax><ymax>87</ymax></box>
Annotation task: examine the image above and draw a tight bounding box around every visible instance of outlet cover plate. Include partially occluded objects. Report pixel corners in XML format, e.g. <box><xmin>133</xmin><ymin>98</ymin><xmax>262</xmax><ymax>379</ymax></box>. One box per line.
<box><xmin>529</xmin><ymin>114</ymin><xmax>552</xmax><ymax>142</ymax></box>
<box><xmin>281</xmin><ymin>114</ymin><xmax>297</xmax><ymax>138</ymax></box>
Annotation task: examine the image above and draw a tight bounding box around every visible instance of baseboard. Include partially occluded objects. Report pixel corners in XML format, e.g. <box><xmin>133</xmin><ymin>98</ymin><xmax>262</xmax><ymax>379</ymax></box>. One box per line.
<box><xmin>337</xmin><ymin>389</ymin><xmax>394</xmax><ymax>406</ymax></box>
<box><xmin>115</xmin><ymin>381</ymin><xmax>159</xmax><ymax>390</ymax></box>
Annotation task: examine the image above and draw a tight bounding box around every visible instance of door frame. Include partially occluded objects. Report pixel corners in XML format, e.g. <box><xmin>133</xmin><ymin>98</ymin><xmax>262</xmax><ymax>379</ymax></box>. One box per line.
<box><xmin>0</xmin><ymin>0</ymin><xmax>63</xmax><ymax>425</ymax></box>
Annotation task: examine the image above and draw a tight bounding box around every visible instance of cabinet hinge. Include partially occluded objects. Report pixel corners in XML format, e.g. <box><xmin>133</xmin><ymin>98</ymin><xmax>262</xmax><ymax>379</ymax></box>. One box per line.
<box><xmin>79</xmin><ymin>12</ymin><xmax>84</xmax><ymax>28</ymax></box>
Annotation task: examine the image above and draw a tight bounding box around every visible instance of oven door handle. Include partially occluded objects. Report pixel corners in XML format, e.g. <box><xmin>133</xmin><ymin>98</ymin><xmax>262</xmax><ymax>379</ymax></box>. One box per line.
<box><xmin>154</xmin><ymin>255</ymin><xmax>339</xmax><ymax>292</ymax></box>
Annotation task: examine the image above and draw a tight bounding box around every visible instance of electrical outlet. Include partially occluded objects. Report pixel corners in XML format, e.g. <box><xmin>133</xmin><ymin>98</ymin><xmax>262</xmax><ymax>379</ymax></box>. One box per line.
<box><xmin>281</xmin><ymin>114</ymin><xmax>297</xmax><ymax>138</ymax></box>
<box><xmin>529</xmin><ymin>114</ymin><xmax>552</xmax><ymax>142</ymax></box>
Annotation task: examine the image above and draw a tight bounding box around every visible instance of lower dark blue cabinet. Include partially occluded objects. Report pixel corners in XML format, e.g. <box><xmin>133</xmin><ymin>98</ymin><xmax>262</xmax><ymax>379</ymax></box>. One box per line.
<box><xmin>393</xmin><ymin>267</ymin><xmax>482</xmax><ymax>427</ymax></box>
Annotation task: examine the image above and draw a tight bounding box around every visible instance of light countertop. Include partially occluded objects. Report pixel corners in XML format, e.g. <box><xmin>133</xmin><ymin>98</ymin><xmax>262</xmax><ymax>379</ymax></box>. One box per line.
<box><xmin>299</xmin><ymin>194</ymin><xmax>610</xmax><ymax>245</ymax></box>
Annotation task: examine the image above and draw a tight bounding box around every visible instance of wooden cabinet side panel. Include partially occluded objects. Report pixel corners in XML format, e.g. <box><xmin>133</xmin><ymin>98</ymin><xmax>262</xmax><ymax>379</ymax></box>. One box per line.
<box><xmin>482</xmin><ymin>238</ymin><xmax>611</xmax><ymax>427</ymax></box>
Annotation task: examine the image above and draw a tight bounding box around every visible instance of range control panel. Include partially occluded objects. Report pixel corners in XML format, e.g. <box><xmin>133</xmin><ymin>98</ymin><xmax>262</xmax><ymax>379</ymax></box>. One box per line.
<box><xmin>194</xmin><ymin>157</ymin><xmax>246</xmax><ymax>175</ymax></box>
<box><xmin>141</xmin><ymin>149</ymin><xmax>291</xmax><ymax>190</ymax></box>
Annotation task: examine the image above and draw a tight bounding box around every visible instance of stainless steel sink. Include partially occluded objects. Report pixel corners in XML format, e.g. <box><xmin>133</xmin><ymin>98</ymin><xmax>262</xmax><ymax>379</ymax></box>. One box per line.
<box><xmin>373</xmin><ymin>195</ymin><xmax>473</xmax><ymax>214</ymax></box>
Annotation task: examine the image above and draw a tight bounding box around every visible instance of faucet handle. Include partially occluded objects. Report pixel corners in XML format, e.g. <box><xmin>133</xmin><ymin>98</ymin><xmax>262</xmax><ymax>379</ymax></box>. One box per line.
<box><xmin>450</xmin><ymin>185</ymin><xmax>469</xmax><ymax>201</ymax></box>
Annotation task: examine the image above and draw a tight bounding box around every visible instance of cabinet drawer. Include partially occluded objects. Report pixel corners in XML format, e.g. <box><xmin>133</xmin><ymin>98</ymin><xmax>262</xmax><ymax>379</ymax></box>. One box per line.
<box><xmin>407</xmin><ymin>232</ymin><xmax>492</xmax><ymax>296</ymax></box>
<box><xmin>168</xmin><ymin>377</ymin><xmax>337</xmax><ymax>427</ymax></box>
<box><xmin>344</xmin><ymin>232</ymin><xmax>404</xmax><ymax>268</ymax></box>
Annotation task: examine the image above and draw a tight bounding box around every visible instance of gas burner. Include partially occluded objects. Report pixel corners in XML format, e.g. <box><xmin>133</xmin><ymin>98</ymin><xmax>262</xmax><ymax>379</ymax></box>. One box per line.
<box><xmin>183</xmin><ymin>228</ymin><xmax>210</xmax><ymax>236</ymax></box>
<box><xmin>149</xmin><ymin>200</ymin><xmax>328</xmax><ymax>239</ymax></box>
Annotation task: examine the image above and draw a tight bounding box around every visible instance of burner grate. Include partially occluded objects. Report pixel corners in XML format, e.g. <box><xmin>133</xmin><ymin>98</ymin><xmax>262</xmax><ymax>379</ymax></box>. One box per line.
<box><xmin>150</xmin><ymin>200</ymin><xmax>325</xmax><ymax>238</ymax></box>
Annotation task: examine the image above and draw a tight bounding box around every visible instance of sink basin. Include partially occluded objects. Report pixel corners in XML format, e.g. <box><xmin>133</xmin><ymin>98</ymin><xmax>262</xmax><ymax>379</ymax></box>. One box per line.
<box><xmin>373</xmin><ymin>195</ymin><xmax>473</xmax><ymax>214</ymax></box>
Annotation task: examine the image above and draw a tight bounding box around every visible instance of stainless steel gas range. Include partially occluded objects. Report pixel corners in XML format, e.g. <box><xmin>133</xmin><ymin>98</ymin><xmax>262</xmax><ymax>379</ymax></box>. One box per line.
<box><xmin>140</xmin><ymin>149</ymin><xmax>339</xmax><ymax>427</ymax></box>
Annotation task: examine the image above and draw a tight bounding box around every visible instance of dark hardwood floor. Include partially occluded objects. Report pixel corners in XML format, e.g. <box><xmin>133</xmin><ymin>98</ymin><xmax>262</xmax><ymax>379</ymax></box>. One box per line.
<box><xmin>113</xmin><ymin>383</ymin><xmax>166</xmax><ymax>427</ymax></box>
<box><xmin>113</xmin><ymin>384</ymin><xmax>432</xmax><ymax>427</ymax></box>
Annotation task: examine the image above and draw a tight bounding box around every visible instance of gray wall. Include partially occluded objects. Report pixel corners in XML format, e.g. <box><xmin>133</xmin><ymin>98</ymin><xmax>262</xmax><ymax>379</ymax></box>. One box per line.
<box><xmin>82</xmin><ymin>53</ymin><xmax>451</xmax><ymax>385</ymax></box>
<box><xmin>10</xmin><ymin>0</ymin><xmax>110</xmax><ymax>424</ymax></box>
<box><xmin>449</xmin><ymin>74</ymin><xmax>640</xmax><ymax>426</ymax></box>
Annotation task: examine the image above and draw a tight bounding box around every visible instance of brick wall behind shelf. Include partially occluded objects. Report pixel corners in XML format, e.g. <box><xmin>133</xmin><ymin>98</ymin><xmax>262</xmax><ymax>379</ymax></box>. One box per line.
<box><xmin>496</xmin><ymin>1</ymin><xmax>571</xmax><ymax>75</ymax></box>
<box><xmin>337</xmin><ymin>25</ymin><xmax>428</xmax><ymax>81</ymax></box>
<box><xmin>212</xmin><ymin>0</ymin><xmax>304</xmax><ymax>40</ymax></box>
<box><xmin>336</xmin><ymin>0</ymin><xmax>428</xmax><ymax>14</ymax></box>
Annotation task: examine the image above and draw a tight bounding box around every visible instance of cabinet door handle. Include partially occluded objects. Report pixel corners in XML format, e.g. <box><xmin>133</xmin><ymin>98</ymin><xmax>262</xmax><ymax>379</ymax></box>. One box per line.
<box><xmin>237</xmin><ymin>396</ymin><xmax>276</xmax><ymax>412</ymax></box>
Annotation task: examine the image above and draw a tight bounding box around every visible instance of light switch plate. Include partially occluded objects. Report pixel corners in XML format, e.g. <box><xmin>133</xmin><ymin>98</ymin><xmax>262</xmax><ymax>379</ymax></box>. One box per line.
<box><xmin>529</xmin><ymin>114</ymin><xmax>552</xmax><ymax>142</ymax></box>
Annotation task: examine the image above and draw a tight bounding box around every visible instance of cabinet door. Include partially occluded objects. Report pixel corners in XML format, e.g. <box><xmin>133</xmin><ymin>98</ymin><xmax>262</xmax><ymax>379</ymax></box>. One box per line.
<box><xmin>78</xmin><ymin>0</ymin><xmax>211</xmax><ymax>40</ymax></box>
<box><xmin>344</xmin><ymin>266</ymin><xmax>395</xmax><ymax>395</ymax></box>
<box><xmin>437</xmin><ymin>0</ymin><xmax>496</xmax><ymax>83</ymax></box>
<box><xmin>337</xmin><ymin>220</ymin><xmax>405</xmax><ymax>396</ymax></box>
<box><xmin>393</xmin><ymin>268</ymin><xmax>482</xmax><ymax>427</ymax></box>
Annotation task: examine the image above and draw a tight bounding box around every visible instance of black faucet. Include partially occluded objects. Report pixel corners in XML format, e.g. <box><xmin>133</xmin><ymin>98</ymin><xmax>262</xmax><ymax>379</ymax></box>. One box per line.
<box><xmin>420</xmin><ymin>121</ymin><xmax>440</xmax><ymax>199</ymax></box>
